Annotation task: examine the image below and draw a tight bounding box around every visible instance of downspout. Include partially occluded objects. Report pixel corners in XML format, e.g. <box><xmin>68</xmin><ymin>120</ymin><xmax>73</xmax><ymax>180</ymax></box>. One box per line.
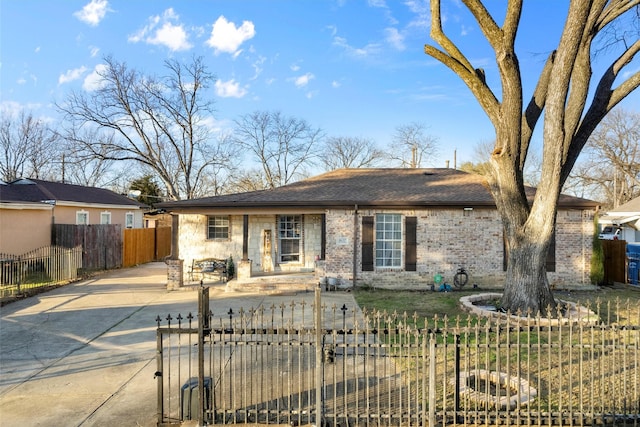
<box><xmin>352</xmin><ymin>204</ymin><xmax>358</xmax><ymax>288</ymax></box>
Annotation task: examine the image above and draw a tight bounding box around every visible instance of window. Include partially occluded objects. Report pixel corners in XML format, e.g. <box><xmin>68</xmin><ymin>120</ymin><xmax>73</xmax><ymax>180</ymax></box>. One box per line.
<box><xmin>76</xmin><ymin>211</ymin><xmax>89</xmax><ymax>225</ymax></box>
<box><xmin>207</xmin><ymin>216</ymin><xmax>229</xmax><ymax>239</ymax></box>
<box><xmin>100</xmin><ymin>212</ymin><xmax>111</xmax><ymax>225</ymax></box>
<box><xmin>375</xmin><ymin>214</ymin><xmax>402</xmax><ymax>267</ymax></box>
<box><xmin>125</xmin><ymin>213</ymin><xmax>134</xmax><ymax>228</ymax></box>
<box><xmin>278</xmin><ymin>215</ymin><xmax>301</xmax><ymax>262</ymax></box>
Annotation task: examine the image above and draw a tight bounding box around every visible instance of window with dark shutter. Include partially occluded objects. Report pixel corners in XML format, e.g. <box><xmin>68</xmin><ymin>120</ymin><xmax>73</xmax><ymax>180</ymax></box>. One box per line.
<box><xmin>362</xmin><ymin>216</ymin><xmax>374</xmax><ymax>271</ymax></box>
<box><xmin>405</xmin><ymin>216</ymin><xmax>417</xmax><ymax>271</ymax></box>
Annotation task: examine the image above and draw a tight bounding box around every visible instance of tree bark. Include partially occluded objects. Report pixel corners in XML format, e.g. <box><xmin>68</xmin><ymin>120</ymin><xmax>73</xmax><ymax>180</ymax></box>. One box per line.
<box><xmin>425</xmin><ymin>0</ymin><xmax>640</xmax><ymax>314</ymax></box>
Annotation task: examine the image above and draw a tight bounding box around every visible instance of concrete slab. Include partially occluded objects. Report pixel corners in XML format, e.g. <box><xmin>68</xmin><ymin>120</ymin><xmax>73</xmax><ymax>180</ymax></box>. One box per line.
<box><xmin>0</xmin><ymin>262</ymin><xmax>360</xmax><ymax>427</ymax></box>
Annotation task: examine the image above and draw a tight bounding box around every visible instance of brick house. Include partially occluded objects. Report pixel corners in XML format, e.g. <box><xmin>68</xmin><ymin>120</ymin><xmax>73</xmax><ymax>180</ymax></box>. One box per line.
<box><xmin>158</xmin><ymin>168</ymin><xmax>599</xmax><ymax>289</ymax></box>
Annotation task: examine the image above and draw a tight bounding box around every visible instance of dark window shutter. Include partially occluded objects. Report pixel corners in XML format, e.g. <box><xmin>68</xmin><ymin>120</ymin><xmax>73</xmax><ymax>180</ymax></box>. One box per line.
<box><xmin>320</xmin><ymin>214</ymin><xmax>326</xmax><ymax>260</ymax></box>
<box><xmin>362</xmin><ymin>216</ymin><xmax>374</xmax><ymax>271</ymax></box>
<box><xmin>405</xmin><ymin>216</ymin><xmax>417</xmax><ymax>271</ymax></box>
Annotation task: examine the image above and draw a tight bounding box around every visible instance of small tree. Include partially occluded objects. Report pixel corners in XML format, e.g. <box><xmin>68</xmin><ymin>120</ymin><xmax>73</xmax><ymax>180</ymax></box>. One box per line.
<box><xmin>130</xmin><ymin>175</ymin><xmax>163</xmax><ymax>207</ymax></box>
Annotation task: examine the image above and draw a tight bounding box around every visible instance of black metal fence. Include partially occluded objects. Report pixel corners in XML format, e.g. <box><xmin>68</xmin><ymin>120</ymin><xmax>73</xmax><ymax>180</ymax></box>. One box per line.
<box><xmin>0</xmin><ymin>245</ymin><xmax>83</xmax><ymax>300</ymax></box>
<box><xmin>155</xmin><ymin>288</ymin><xmax>640</xmax><ymax>426</ymax></box>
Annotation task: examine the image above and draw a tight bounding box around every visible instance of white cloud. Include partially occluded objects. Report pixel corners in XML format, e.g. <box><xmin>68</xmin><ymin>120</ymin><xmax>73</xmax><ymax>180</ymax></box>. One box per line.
<box><xmin>333</xmin><ymin>36</ymin><xmax>381</xmax><ymax>58</ymax></box>
<box><xmin>384</xmin><ymin>27</ymin><xmax>405</xmax><ymax>51</ymax></box>
<box><xmin>58</xmin><ymin>66</ymin><xmax>88</xmax><ymax>85</ymax></box>
<box><xmin>294</xmin><ymin>73</ymin><xmax>315</xmax><ymax>88</ymax></box>
<box><xmin>215</xmin><ymin>79</ymin><xmax>247</xmax><ymax>98</ymax></box>
<box><xmin>290</xmin><ymin>64</ymin><xmax>301</xmax><ymax>72</ymax></box>
<box><xmin>331</xmin><ymin>80</ymin><xmax>341</xmax><ymax>88</ymax></box>
<box><xmin>251</xmin><ymin>56</ymin><xmax>266</xmax><ymax>80</ymax></box>
<box><xmin>206</xmin><ymin>16</ymin><xmax>255</xmax><ymax>56</ymax></box>
<box><xmin>83</xmin><ymin>64</ymin><xmax>108</xmax><ymax>91</ymax></box>
<box><xmin>129</xmin><ymin>8</ymin><xmax>192</xmax><ymax>52</ymax></box>
<box><xmin>89</xmin><ymin>46</ymin><xmax>100</xmax><ymax>57</ymax></box>
<box><xmin>74</xmin><ymin>0</ymin><xmax>110</xmax><ymax>26</ymax></box>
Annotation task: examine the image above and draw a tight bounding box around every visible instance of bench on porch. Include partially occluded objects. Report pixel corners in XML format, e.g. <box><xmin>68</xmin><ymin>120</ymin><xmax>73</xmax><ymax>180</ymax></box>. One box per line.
<box><xmin>188</xmin><ymin>258</ymin><xmax>228</xmax><ymax>283</ymax></box>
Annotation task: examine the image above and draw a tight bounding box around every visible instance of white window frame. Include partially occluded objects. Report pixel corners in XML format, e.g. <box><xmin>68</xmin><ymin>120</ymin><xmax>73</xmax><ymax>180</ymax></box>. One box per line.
<box><xmin>207</xmin><ymin>215</ymin><xmax>229</xmax><ymax>239</ymax></box>
<box><xmin>76</xmin><ymin>210</ymin><xmax>89</xmax><ymax>225</ymax></box>
<box><xmin>278</xmin><ymin>215</ymin><xmax>302</xmax><ymax>263</ymax></box>
<box><xmin>100</xmin><ymin>211</ymin><xmax>111</xmax><ymax>225</ymax></box>
<box><xmin>375</xmin><ymin>213</ymin><xmax>402</xmax><ymax>268</ymax></box>
<box><xmin>125</xmin><ymin>212</ymin><xmax>135</xmax><ymax>229</ymax></box>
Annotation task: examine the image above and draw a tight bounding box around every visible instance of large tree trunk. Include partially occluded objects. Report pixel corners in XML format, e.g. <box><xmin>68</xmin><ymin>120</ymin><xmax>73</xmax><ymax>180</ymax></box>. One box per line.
<box><xmin>501</xmin><ymin>228</ymin><xmax>556</xmax><ymax>315</ymax></box>
<box><xmin>489</xmin><ymin>129</ymin><xmax>558</xmax><ymax>315</ymax></box>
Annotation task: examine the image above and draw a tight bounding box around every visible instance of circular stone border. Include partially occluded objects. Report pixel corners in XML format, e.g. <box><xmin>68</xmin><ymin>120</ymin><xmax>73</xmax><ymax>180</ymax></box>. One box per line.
<box><xmin>455</xmin><ymin>369</ymin><xmax>537</xmax><ymax>409</ymax></box>
<box><xmin>459</xmin><ymin>293</ymin><xmax>599</xmax><ymax>325</ymax></box>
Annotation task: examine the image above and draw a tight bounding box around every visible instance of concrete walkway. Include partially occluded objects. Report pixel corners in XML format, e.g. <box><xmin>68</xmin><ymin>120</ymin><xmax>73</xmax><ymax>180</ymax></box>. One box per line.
<box><xmin>0</xmin><ymin>262</ymin><xmax>359</xmax><ymax>427</ymax></box>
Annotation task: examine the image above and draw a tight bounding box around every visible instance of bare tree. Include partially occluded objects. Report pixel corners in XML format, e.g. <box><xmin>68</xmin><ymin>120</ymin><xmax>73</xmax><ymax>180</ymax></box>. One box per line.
<box><xmin>225</xmin><ymin>168</ymin><xmax>272</xmax><ymax>193</ymax></box>
<box><xmin>425</xmin><ymin>0</ymin><xmax>640</xmax><ymax>313</ymax></box>
<box><xmin>388</xmin><ymin>122</ymin><xmax>439</xmax><ymax>168</ymax></box>
<box><xmin>568</xmin><ymin>108</ymin><xmax>640</xmax><ymax>208</ymax></box>
<box><xmin>232</xmin><ymin>111</ymin><xmax>323</xmax><ymax>189</ymax></box>
<box><xmin>0</xmin><ymin>109</ymin><xmax>59</xmax><ymax>182</ymax></box>
<box><xmin>57</xmin><ymin>56</ymin><xmax>236</xmax><ymax>200</ymax></box>
<box><xmin>320</xmin><ymin>136</ymin><xmax>385</xmax><ymax>170</ymax></box>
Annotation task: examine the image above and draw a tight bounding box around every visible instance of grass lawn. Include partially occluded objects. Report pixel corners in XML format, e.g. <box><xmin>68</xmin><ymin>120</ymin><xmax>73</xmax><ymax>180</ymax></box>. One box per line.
<box><xmin>353</xmin><ymin>283</ymin><xmax>640</xmax><ymax>324</ymax></box>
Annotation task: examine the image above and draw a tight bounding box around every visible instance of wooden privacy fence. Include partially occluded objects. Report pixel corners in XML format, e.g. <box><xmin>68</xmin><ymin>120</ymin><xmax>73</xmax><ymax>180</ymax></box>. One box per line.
<box><xmin>52</xmin><ymin>224</ymin><xmax>122</xmax><ymax>271</ymax></box>
<box><xmin>602</xmin><ymin>239</ymin><xmax>628</xmax><ymax>284</ymax></box>
<box><xmin>0</xmin><ymin>245</ymin><xmax>83</xmax><ymax>299</ymax></box>
<box><xmin>155</xmin><ymin>289</ymin><xmax>640</xmax><ymax>426</ymax></box>
<box><xmin>123</xmin><ymin>227</ymin><xmax>171</xmax><ymax>267</ymax></box>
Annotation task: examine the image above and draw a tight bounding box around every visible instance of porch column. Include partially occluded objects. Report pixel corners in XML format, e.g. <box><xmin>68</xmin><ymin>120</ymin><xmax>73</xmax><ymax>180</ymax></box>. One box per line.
<box><xmin>166</xmin><ymin>213</ymin><xmax>183</xmax><ymax>289</ymax></box>
<box><xmin>238</xmin><ymin>214</ymin><xmax>252</xmax><ymax>281</ymax></box>
<box><xmin>242</xmin><ymin>214</ymin><xmax>249</xmax><ymax>261</ymax></box>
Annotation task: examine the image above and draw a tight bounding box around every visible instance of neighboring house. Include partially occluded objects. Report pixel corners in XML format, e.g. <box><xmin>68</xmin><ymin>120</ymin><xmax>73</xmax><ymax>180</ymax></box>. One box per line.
<box><xmin>158</xmin><ymin>168</ymin><xmax>599</xmax><ymax>289</ymax></box>
<box><xmin>0</xmin><ymin>178</ymin><xmax>145</xmax><ymax>254</ymax></box>
<box><xmin>599</xmin><ymin>196</ymin><xmax>640</xmax><ymax>243</ymax></box>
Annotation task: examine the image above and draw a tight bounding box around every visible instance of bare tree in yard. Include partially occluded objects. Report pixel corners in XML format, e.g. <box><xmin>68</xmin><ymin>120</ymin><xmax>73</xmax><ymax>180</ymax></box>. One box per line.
<box><xmin>425</xmin><ymin>0</ymin><xmax>640</xmax><ymax>313</ymax></box>
<box><xmin>232</xmin><ymin>111</ymin><xmax>323</xmax><ymax>189</ymax></box>
<box><xmin>58</xmin><ymin>56</ymin><xmax>236</xmax><ymax>200</ymax></box>
<box><xmin>568</xmin><ymin>108</ymin><xmax>640</xmax><ymax>207</ymax></box>
<box><xmin>60</xmin><ymin>127</ymin><xmax>118</xmax><ymax>187</ymax></box>
<box><xmin>389</xmin><ymin>122</ymin><xmax>439</xmax><ymax>168</ymax></box>
<box><xmin>0</xmin><ymin>109</ymin><xmax>59</xmax><ymax>182</ymax></box>
<box><xmin>320</xmin><ymin>136</ymin><xmax>385</xmax><ymax>170</ymax></box>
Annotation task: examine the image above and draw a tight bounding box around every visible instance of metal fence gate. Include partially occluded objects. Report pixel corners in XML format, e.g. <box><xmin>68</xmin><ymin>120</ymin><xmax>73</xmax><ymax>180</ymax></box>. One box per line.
<box><xmin>155</xmin><ymin>287</ymin><xmax>640</xmax><ymax>426</ymax></box>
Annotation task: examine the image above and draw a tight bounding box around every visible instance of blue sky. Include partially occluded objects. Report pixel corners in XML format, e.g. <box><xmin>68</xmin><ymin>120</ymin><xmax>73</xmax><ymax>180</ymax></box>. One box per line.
<box><xmin>1</xmin><ymin>0</ymin><xmax>639</xmax><ymax>167</ymax></box>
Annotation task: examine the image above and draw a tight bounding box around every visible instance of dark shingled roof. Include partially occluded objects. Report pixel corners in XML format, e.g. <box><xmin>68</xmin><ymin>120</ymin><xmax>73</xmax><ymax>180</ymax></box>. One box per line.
<box><xmin>158</xmin><ymin>168</ymin><xmax>598</xmax><ymax>210</ymax></box>
<box><xmin>0</xmin><ymin>178</ymin><xmax>145</xmax><ymax>207</ymax></box>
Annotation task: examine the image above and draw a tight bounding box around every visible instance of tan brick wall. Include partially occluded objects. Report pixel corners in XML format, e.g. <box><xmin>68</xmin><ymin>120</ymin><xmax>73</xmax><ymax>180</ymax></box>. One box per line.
<box><xmin>178</xmin><ymin>213</ymin><xmax>322</xmax><ymax>277</ymax></box>
<box><xmin>178</xmin><ymin>208</ymin><xmax>594</xmax><ymax>288</ymax></box>
<box><xmin>324</xmin><ymin>207</ymin><xmax>594</xmax><ymax>290</ymax></box>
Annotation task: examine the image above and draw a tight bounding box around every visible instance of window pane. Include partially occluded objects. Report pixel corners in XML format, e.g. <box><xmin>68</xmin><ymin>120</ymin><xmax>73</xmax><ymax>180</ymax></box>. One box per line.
<box><xmin>279</xmin><ymin>215</ymin><xmax>301</xmax><ymax>262</ymax></box>
<box><xmin>375</xmin><ymin>214</ymin><xmax>402</xmax><ymax>267</ymax></box>
<box><xmin>208</xmin><ymin>216</ymin><xmax>229</xmax><ymax>239</ymax></box>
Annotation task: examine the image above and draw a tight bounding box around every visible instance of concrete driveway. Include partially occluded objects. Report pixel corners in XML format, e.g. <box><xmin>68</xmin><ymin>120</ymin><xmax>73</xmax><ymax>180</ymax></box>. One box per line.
<box><xmin>0</xmin><ymin>262</ymin><xmax>359</xmax><ymax>427</ymax></box>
